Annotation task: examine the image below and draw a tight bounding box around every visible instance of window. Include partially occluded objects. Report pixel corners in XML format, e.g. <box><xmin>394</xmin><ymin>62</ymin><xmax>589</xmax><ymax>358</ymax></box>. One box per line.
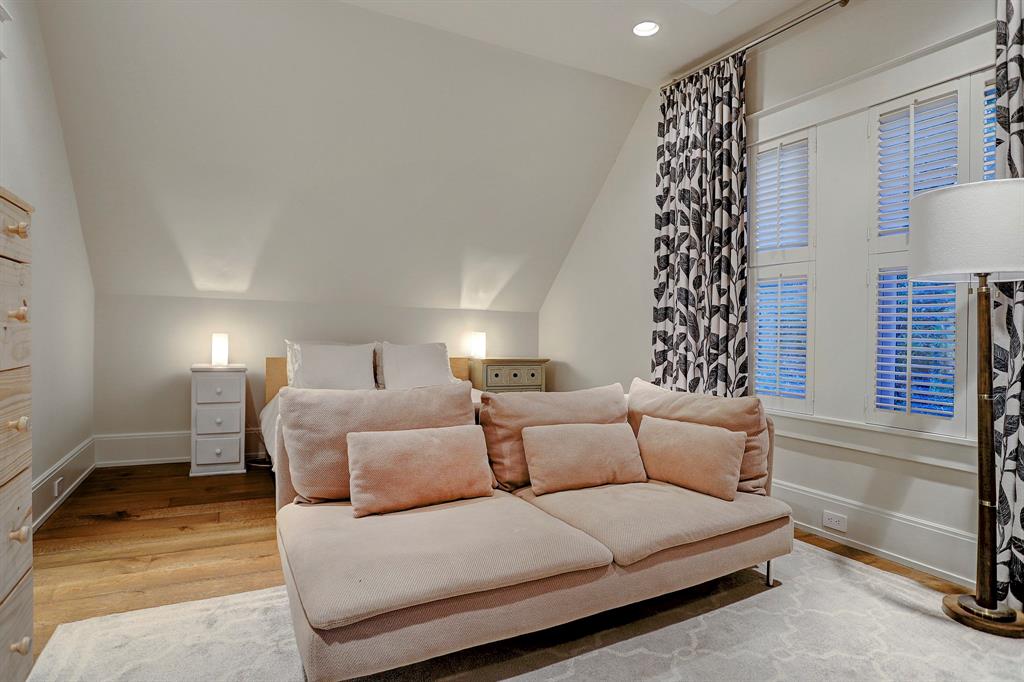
<box><xmin>874</xmin><ymin>90</ymin><xmax>962</xmax><ymax>252</ymax></box>
<box><xmin>983</xmin><ymin>83</ymin><xmax>997</xmax><ymax>181</ymax></box>
<box><xmin>752</xmin><ymin>265</ymin><xmax>813</xmax><ymax>413</ymax></box>
<box><xmin>751</xmin><ymin>131</ymin><xmax>814</xmax><ymax>266</ymax></box>
<box><xmin>868</xmin><ymin>253</ymin><xmax>966</xmax><ymax>436</ymax></box>
<box><xmin>873</xmin><ymin>267</ymin><xmax>957</xmax><ymax>418</ymax></box>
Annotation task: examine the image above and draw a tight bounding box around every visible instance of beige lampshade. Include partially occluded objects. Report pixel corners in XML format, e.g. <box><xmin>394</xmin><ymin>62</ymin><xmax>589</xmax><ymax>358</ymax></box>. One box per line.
<box><xmin>909</xmin><ymin>178</ymin><xmax>1024</xmax><ymax>283</ymax></box>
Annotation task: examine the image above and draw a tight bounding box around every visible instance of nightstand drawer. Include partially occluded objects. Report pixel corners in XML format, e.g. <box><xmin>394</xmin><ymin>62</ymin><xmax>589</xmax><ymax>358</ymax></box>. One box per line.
<box><xmin>0</xmin><ymin>366</ymin><xmax>30</xmax><ymax>488</ymax></box>
<box><xmin>0</xmin><ymin>571</ymin><xmax>32</xmax><ymax>682</ymax></box>
<box><xmin>0</xmin><ymin>468</ymin><xmax>30</xmax><ymax>602</ymax></box>
<box><xmin>0</xmin><ymin>260</ymin><xmax>30</xmax><ymax>371</ymax></box>
<box><xmin>0</xmin><ymin>200</ymin><xmax>30</xmax><ymax>265</ymax></box>
<box><xmin>194</xmin><ymin>373</ymin><xmax>242</xmax><ymax>403</ymax></box>
<box><xmin>195</xmin><ymin>405</ymin><xmax>241</xmax><ymax>435</ymax></box>
<box><xmin>195</xmin><ymin>437</ymin><xmax>240</xmax><ymax>465</ymax></box>
<box><xmin>486</xmin><ymin>365</ymin><xmax>543</xmax><ymax>388</ymax></box>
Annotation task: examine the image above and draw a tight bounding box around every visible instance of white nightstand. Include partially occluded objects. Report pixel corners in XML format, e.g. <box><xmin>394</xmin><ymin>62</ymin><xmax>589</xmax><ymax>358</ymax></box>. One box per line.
<box><xmin>190</xmin><ymin>364</ymin><xmax>247</xmax><ymax>477</ymax></box>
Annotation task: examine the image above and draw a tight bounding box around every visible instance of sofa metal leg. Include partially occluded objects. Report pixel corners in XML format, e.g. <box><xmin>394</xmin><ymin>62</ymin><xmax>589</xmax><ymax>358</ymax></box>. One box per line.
<box><xmin>764</xmin><ymin>560</ymin><xmax>772</xmax><ymax>587</ymax></box>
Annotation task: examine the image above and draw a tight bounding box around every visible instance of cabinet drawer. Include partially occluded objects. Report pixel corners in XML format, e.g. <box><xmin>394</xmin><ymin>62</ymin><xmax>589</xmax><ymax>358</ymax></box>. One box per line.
<box><xmin>0</xmin><ymin>260</ymin><xmax>29</xmax><ymax>371</ymax></box>
<box><xmin>195</xmin><ymin>436</ymin><xmax>240</xmax><ymax>465</ymax></box>
<box><xmin>195</xmin><ymin>405</ymin><xmax>241</xmax><ymax>435</ymax></box>
<box><xmin>485</xmin><ymin>365</ymin><xmax>543</xmax><ymax>388</ymax></box>
<box><xmin>194</xmin><ymin>373</ymin><xmax>242</xmax><ymax>404</ymax></box>
<box><xmin>484</xmin><ymin>366</ymin><xmax>509</xmax><ymax>388</ymax></box>
<box><xmin>0</xmin><ymin>468</ymin><xmax>30</xmax><ymax>602</ymax></box>
<box><xmin>0</xmin><ymin>366</ymin><xmax>30</xmax><ymax>488</ymax></box>
<box><xmin>0</xmin><ymin>201</ymin><xmax>30</xmax><ymax>265</ymax></box>
<box><xmin>0</xmin><ymin>571</ymin><xmax>33</xmax><ymax>682</ymax></box>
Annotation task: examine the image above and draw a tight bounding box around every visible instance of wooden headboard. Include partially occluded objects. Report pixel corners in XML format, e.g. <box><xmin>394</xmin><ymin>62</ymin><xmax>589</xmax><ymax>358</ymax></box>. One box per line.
<box><xmin>264</xmin><ymin>355</ymin><xmax>471</xmax><ymax>406</ymax></box>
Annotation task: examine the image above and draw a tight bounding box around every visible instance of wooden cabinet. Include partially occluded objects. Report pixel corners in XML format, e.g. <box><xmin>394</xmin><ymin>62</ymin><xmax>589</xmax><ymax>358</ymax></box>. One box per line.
<box><xmin>0</xmin><ymin>187</ymin><xmax>32</xmax><ymax>681</ymax></box>
<box><xmin>190</xmin><ymin>364</ymin><xmax>246</xmax><ymax>477</ymax></box>
<box><xmin>469</xmin><ymin>358</ymin><xmax>549</xmax><ymax>393</ymax></box>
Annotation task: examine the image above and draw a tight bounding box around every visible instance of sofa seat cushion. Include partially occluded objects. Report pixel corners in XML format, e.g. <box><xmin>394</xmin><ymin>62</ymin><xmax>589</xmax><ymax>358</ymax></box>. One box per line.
<box><xmin>516</xmin><ymin>481</ymin><xmax>792</xmax><ymax>567</ymax></box>
<box><xmin>277</xmin><ymin>491</ymin><xmax>613</xmax><ymax>629</ymax></box>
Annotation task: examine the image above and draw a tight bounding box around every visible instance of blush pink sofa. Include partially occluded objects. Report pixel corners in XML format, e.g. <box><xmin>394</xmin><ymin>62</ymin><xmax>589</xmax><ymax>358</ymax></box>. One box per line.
<box><xmin>274</xmin><ymin>417</ymin><xmax>792</xmax><ymax>681</ymax></box>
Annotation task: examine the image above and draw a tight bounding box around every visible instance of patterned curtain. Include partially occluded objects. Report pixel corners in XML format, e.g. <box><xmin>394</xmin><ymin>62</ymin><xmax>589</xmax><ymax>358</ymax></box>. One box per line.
<box><xmin>653</xmin><ymin>53</ymin><xmax>748</xmax><ymax>396</ymax></box>
<box><xmin>992</xmin><ymin>0</ymin><xmax>1024</xmax><ymax>611</ymax></box>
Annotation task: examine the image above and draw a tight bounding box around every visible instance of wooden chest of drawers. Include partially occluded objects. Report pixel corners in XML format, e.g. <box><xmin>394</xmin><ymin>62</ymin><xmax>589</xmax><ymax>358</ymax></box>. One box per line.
<box><xmin>0</xmin><ymin>187</ymin><xmax>33</xmax><ymax>681</ymax></box>
<box><xmin>469</xmin><ymin>358</ymin><xmax>549</xmax><ymax>393</ymax></box>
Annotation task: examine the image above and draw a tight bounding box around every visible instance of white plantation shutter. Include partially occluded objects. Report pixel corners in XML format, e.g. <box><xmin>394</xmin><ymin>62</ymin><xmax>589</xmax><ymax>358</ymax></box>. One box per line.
<box><xmin>874</xmin><ymin>267</ymin><xmax>957</xmax><ymax>419</ymax></box>
<box><xmin>754</xmin><ymin>273</ymin><xmax>808</xmax><ymax>400</ymax></box>
<box><xmin>876</xmin><ymin>93</ymin><xmax>959</xmax><ymax>238</ymax></box>
<box><xmin>754</xmin><ymin>139</ymin><xmax>809</xmax><ymax>252</ymax></box>
<box><xmin>984</xmin><ymin>83</ymin><xmax>997</xmax><ymax>180</ymax></box>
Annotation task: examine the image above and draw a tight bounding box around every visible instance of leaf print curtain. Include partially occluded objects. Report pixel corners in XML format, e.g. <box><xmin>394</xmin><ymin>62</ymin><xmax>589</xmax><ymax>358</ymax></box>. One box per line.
<box><xmin>992</xmin><ymin>0</ymin><xmax>1024</xmax><ymax>611</ymax></box>
<box><xmin>653</xmin><ymin>53</ymin><xmax>748</xmax><ymax>396</ymax></box>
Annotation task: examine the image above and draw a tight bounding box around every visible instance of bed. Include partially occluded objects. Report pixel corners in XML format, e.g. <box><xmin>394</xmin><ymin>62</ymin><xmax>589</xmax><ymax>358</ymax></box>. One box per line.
<box><xmin>259</xmin><ymin>355</ymin><xmax>477</xmax><ymax>470</ymax></box>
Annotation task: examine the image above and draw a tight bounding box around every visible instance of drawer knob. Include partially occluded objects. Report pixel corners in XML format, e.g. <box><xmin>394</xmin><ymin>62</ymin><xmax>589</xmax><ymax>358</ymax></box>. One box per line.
<box><xmin>215</xmin><ymin>448</ymin><xmax>223</xmax><ymax>455</ymax></box>
<box><xmin>214</xmin><ymin>417</ymin><xmax>223</xmax><ymax>425</ymax></box>
<box><xmin>6</xmin><ymin>306</ymin><xmax>28</xmax><ymax>322</ymax></box>
<box><xmin>6</xmin><ymin>416</ymin><xmax>29</xmax><ymax>432</ymax></box>
<box><xmin>8</xmin><ymin>525</ymin><xmax>29</xmax><ymax>543</ymax></box>
<box><xmin>215</xmin><ymin>387</ymin><xmax>223</xmax><ymax>395</ymax></box>
<box><xmin>9</xmin><ymin>636</ymin><xmax>30</xmax><ymax>656</ymax></box>
<box><xmin>4</xmin><ymin>222</ymin><xmax>28</xmax><ymax>239</ymax></box>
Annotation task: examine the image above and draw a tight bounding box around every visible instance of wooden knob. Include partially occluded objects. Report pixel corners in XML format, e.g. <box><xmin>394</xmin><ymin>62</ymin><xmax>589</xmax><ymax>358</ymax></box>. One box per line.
<box><xmin>9</xmin><ymin>636</ymin><xmax>30</xmax><ymax>655</ymax></box>
<box><xmin>6</xmin><ymin>416</ymin><xmax>28</xmax><ymax>432</ymax></box>
<box><xmin>4</xmin><ymin>222</ymin><xmax>28</xmax><ymax>239</ymax></box>
<box><xmin>8</xmin><ymin>525</ymin><xmax>28</xmax><ymax>543</ymax></box>
<box><xmin>6</xmin><ymin>306</ymin><xmax>28</xmax><ymax>322</ymax></box>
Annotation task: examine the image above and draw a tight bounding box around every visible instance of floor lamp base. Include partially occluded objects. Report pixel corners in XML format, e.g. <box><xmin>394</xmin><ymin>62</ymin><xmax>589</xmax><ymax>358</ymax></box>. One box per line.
<box><xmin>942</xmin><ymin>594</ymin><xmax>1024</xmax><ymax>638</ymax></box>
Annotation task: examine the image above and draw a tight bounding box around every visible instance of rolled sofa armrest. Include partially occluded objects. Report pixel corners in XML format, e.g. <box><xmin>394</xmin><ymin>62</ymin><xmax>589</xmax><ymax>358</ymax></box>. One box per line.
<box><xmin>765</xmin><ymin>416</ymin><xmax>776</xmax><ymax>497</ymax></box>
<box><xmin>275</xmin><ymin>415</ymin><xmax>299</xmax><ymax>511</ymax></box>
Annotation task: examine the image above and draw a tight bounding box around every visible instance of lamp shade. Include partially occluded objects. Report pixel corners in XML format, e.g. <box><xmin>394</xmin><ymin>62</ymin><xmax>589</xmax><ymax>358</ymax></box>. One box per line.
<box><xmin>909</xmin><ymin>178</ymin><xmax>1024</xmax><ymax>283</ymax></box>
<box><xmin>211</xmin><ymin>333</ymin><xmax>229</xmax><ymax>366</ymax></box>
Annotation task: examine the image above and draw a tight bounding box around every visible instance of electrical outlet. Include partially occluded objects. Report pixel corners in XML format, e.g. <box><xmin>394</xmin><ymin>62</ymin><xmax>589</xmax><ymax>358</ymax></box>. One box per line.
<box><xmin>53</xmin><ymin>476</ymin><xmax>64</xmax><ymax>499</ymax></box>
<box><xmin>822</xmin><ymin>510</ymin><xmax>847</xmax><ymax>532</ymax></box>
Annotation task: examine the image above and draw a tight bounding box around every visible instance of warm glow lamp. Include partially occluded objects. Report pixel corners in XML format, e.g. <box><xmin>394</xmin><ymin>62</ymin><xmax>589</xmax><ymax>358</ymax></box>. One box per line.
<box><xmin>211</xmin><ymin>333</ymin><xmax>230</xmax><ymax>366</ymax></box>
<box><xmin>468</xmin><ymin>331</ymin><xmax>487</xmax><ymax>359</ymax></box>
<box><xmin>909</xmin><ymin>178</ymin><xmax>1024</xmax><ymax>636</ymax></box>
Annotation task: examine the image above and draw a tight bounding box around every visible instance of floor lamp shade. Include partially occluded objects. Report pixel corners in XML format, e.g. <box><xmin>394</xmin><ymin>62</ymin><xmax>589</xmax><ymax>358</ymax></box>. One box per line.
<box><xmin>909</xmin><ymin>178</ymin><xmax>1024</xmax><ymax>282</ymax></box>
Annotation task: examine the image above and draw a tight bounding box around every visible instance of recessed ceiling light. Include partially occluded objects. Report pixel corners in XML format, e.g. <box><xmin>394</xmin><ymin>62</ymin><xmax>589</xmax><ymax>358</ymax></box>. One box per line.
<box><xmin>633</xmin><ymin>21</ymin><xmax>660</xmax><ymax>37</ymax></box>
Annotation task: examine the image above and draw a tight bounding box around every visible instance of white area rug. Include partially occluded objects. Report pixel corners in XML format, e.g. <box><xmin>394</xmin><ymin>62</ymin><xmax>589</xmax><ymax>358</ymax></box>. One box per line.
<box><xmin>30</xmin><ymin>542</ymin><xmax>1024</xmax><ymax>681</ymax></box>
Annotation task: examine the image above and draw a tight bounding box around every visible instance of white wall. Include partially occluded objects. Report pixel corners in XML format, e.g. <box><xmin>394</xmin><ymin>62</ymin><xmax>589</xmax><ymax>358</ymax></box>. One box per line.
<box><xmin>539</xmin><ymin>0</ymin><xmax>993</xmax><ymax>585</ymax></box>
<box><xmin>92</xmin><ymin>293</ymin><xmax>536</xmax><ymax>463</ymax></box>
<box><xmin>3</xmin><ymin>1</ymin><xmax>95</xmax><ymax>523</ymax></box>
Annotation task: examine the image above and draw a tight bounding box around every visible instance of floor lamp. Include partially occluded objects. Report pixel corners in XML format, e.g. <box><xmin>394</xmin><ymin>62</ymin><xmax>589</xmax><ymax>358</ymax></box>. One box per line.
<box><xmin>909</xmin><ymin>178</ymin><xmax>1024</xmax><ymax>637</ymax></box>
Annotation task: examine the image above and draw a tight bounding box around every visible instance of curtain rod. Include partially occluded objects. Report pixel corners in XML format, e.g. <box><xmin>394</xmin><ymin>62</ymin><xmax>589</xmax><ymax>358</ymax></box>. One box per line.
<box><xmin>661</xmin><ymin>0</ymin><xmax>849</xmax><ymax>90</ymax></box>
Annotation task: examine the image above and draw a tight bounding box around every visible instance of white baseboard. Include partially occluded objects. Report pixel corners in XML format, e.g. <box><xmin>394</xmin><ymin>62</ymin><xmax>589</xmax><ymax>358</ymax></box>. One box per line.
<box><xmin>32</xmin><ymin>437</ymin><xmax>95</xmax><ymax>531</ymax></box>
<box><xmin>93</xmin><ymin>430</ymin><xmax>190</xmax><ymax>467</ymax></box>
<box><xmin>774</xmin><ymin>479</ymin><xmax>975</xmax><ymax>588</ymax></box>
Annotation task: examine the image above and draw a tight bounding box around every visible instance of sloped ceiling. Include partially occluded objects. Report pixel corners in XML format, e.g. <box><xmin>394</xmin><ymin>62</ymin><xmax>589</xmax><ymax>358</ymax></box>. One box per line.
<box><xmin>345</xmin><ymin>0</ymin><xmax>805</xmax><ymax>87</ymax></box>
<box><xmin>37</xmin><ymin>0</ymin><xmax>648</xmax><ymax>312</ymax></box>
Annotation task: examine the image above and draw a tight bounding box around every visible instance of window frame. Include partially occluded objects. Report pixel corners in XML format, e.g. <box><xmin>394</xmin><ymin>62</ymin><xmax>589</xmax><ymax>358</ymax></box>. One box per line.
<box><xmin>868</xmin><ymin>78</ymin><xmax>970</xmax><ymax>256</ymax></box>
<box><xmin>750</xmin><ymin>260</ymin><xmax>815</xmax><ymax>415</ymax></box>
<box><xmin>749</xmin><ymin>128</ymin><xmax>817</xmax><ymax>268</ymax></box>
<box><xmin>864</xmin><ymin>252</ymin><xmax>968</xmax><ymax>438</ymax></box>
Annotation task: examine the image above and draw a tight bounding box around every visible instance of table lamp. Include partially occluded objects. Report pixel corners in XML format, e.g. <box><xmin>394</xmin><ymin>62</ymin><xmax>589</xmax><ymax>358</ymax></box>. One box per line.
<box><xmin>909</xmin><ymin>178</ymin><xmax>1024</xmax><ymax>636</ymax></box>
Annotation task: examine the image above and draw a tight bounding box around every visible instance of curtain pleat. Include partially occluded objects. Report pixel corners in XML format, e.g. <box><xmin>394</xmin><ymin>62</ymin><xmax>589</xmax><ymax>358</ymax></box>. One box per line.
<box><xmin>653</xmin><ymin>53</ymin><xmax>748</xmax><ymax>396</ymax></box>
<box><xmin>992</xmin><ymin>0</ymin><xmax>1024</xmax><ymax>611</ymax></box>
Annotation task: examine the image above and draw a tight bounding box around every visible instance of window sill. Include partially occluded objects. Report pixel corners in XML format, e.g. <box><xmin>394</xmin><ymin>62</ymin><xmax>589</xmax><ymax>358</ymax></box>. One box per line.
<box><xmin>765</xmin><ymin>409</ymin><xmax>978</xmax><ymax>474</ymax></box>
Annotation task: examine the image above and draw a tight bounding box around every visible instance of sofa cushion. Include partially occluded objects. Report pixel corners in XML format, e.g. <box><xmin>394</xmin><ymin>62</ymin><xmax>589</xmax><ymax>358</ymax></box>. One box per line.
<box><xmin>637</xmin><ymin>415</ymin><xmax>745</xmax><ymax>501</ymax></box>
<box><xmin>277</xmin><ymin>491</ymin><xmax>613</xmax><ymax>629</ymax></box>
<box><xmin>522</xmin><ymin>422</ymin><xmax>647</xmax><ymax>495</ymax></box>
<box><xmin>480</xmin><ymin>384</ymin><xmax>627</xmax><ymax>491</ymax></box>
<box><xmin>279</xmin><ymin>381</ymin><xmax>475</xmax><ymax>502</ymax></box>
<box><xmin>627</xmin><ymin>378</ymin><xmax>770</xmax><ymax>495</ymax></box>
<box><xmin>347</xmin><ymin>425</ymin><xmax>493</xmax><ymax>517</ymax></box>
<box><xmin>517</xmin><ymin>481</ymin><xmax>791</xmax><ymax>566</ymax></box>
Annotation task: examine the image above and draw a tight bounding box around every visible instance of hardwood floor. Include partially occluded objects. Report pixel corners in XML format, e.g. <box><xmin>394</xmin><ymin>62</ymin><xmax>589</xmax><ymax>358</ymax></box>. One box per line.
<box><xmin>32</xmin><ymin>463</ymin><xmax>281</xmax><ymax>657</ymax></box>
<box><xmin>32</xmin><ymin>464</ymin><xmax>967</xmax><ymax>658</ymax></box>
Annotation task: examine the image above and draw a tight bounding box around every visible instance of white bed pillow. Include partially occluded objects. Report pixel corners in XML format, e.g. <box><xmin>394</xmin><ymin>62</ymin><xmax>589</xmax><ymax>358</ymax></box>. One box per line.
<box><xmin>380</xmin><ymin>342</ymin><xmax>457</xmax><ymax>389</ymax></box>
<box><xmin>285</xmin><ymin>340</ymin><xmax>376</xmax><ymax>390</ymax></box>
